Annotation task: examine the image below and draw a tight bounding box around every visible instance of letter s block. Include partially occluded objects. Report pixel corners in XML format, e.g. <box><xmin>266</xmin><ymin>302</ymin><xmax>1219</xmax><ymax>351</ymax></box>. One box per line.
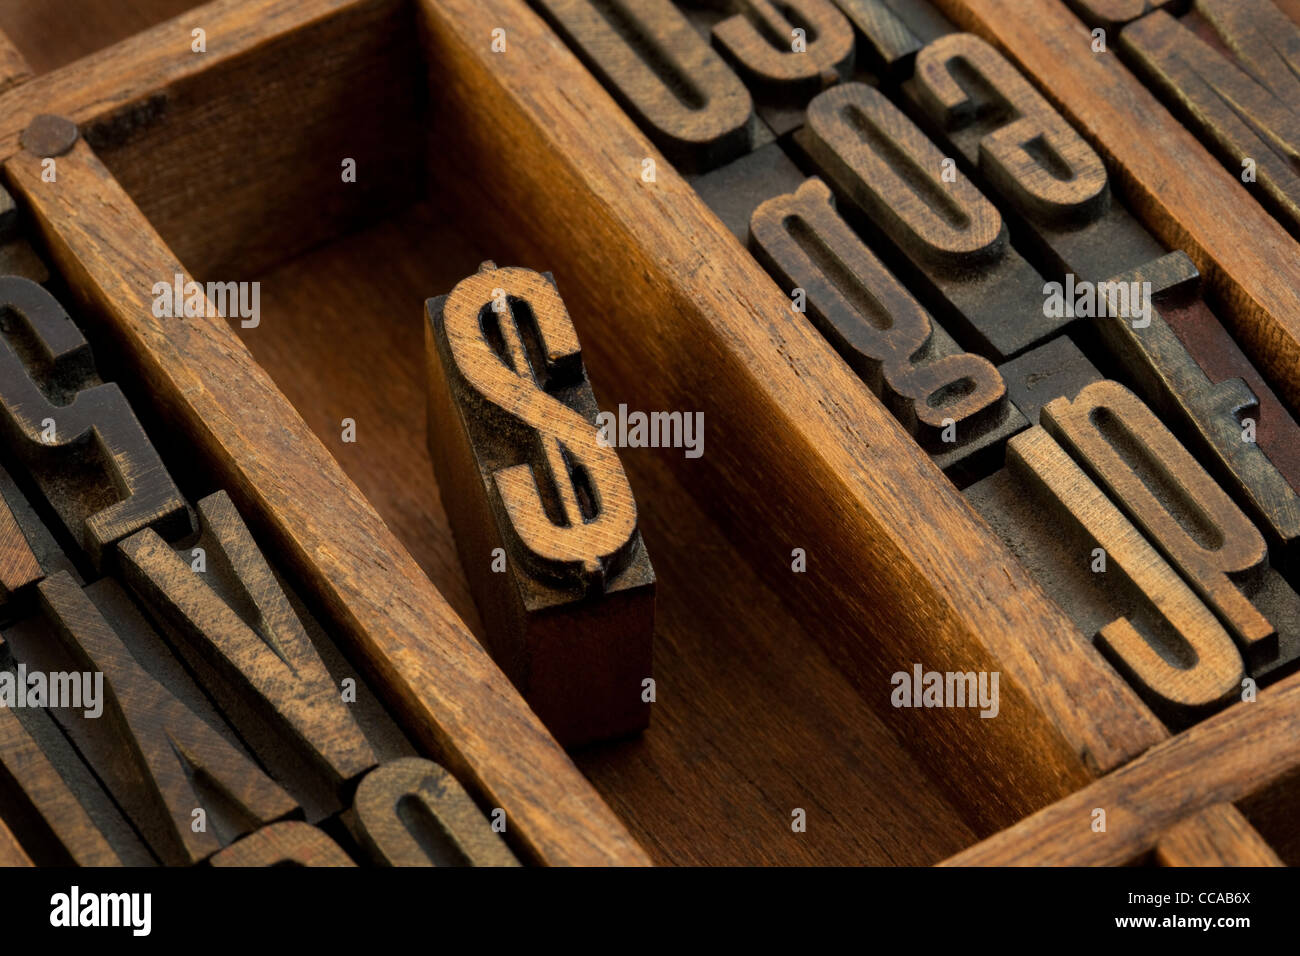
<box><xmin>424</xmin><ymin>263</ymin><xmax>654</xmax><ymax>748</ymax></box>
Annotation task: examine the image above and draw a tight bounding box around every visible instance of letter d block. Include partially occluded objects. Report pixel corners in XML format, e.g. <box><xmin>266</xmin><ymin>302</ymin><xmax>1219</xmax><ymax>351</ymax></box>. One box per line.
<box><xmin>423</xmin><ymin>264</ymin><xmax>654</xmax><ymax>748</ymax></box>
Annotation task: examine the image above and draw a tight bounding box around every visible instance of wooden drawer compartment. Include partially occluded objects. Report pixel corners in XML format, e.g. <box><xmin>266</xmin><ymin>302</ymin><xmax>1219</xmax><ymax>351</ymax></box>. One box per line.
<box><xmin>0</xmin><ymin>0</ymin><xmax>1297</xmax><ymax>869</ymax></box>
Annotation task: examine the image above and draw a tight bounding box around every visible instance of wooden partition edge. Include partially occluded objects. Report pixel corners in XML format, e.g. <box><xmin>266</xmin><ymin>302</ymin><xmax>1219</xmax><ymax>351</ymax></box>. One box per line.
<box><xmin>0</xmin><ymin>27</ymin><xmax>30</xmax><ymax>95</ymax></box>
<box><xmin>0</xmin><ymin>0</ymin><xmax>368</xmax><ymax>157</ymax></box>
<box><xmin>941</xmin><ymin>669</ymin><xmax>1300</xmax><ymax>865</ymax></box>
<box><xmin>1153</xmin><ymin>803</ymin><xmax>1284</xmax><ymax>867</ymax></box>
<box><xmin>0</xmin><ymin>814</ymin><xmax>33</xmax><ymax>866</ymax></box>
<box><xmin>418</xmin><ymin>0</ymin><xmax>1168</xmax><ymax>834</ymax></box>
<box><xmin>3</xmin><ymin>137</ymin><xmax>651</xmax><ymax>867</ymax></box>
<box><xmin>930</xmin><ymin>0</ymin><xmax>1300</xmax><ymax>414</ymax></box>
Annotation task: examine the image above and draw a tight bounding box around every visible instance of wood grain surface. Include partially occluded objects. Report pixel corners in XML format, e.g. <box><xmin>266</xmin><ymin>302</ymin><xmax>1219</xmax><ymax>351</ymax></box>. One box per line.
<box><xmin>930</xmin><ymin>0</ymin><xmax>1300</xmax><ymax>416</ymax></box>
<box><xmin>942</xmin><ymin>667</ymin><xmax>1300</xmax><ymax>866</ymax></box>
<box><xmin>1154</xmin><ymin>803</ymin><xmax>1284</xmax><ymax>867</ymax></box>
<box><xmin>417</xmin><ymin>0</ymin><xmax>1166</xmax><ymax>843</ymax></box>
<box><xmin>230</xmin><ymin>198</ymin><xmax>978</xmax><ymax>865</ymax></box>
<box><xmin>0</xmin><ymin>813</ymin><xmax>31</xmax><ymax>866</ymax></box>
<box><xmin>6</xmin><ymin>137</ymin><xmax>649</xmax><ymax>867</ymax></box>
<box><xmin>0</xmin><ymin>0</ymin><xmax>201</xmax><ymax>76</ymax></box>
<box><xmin>208</xmin><ymin>821</ymin><xmax>356</xmax><ymax>867</ymax></box>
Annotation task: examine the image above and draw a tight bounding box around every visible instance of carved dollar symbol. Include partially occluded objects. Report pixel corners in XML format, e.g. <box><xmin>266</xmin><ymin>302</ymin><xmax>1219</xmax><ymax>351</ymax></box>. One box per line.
<box><xmin>441</xmin><ymin>265</ymin><xmax>637</xmax><ymax>590</ymax></box>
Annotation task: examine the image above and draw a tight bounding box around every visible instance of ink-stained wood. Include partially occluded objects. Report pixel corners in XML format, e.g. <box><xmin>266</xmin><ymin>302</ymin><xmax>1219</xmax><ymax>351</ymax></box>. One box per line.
<box><xmin>995</xmin><ymin>336</ymin><xmax>1102</xmax><ymax>426</ymax></box>
<box><xmin>689</xmin><ymin>139</ymin><xmax>807</xmax><ymax>243</ymax></box>
<box><xmin>0</xmin><ymin>634</ymin><xmax>154</xmax><ymax>866</ymax></box>
<box><xmin>0</xmin><ymin>464</ymin><xmax>81</xmax><ymax>590</ymax></box>
<box><xmin>926</xmin><ymin>0</ymin><xmax>1300</xmax><ymax>417</ymax></box>
<box><xmin>1042</xmin><ymin>379</ymin><xmax>1300</xmax><ymax>677</ymax></box>
<box><xmin>4</xmin><ymin>572</ymin><xmax>298</xmax><ymax>864</ymax></box>
<box><xmin>911</xmin><ymin>33</ymin><xmax>1107</xmax><ymax>228</ymax></box>
<box><xmin>5</xmin><ymin>133</ymin><xmax>650</xmax><ymax>867</ymax></box>
<box><xmin>0</xmin><ymin>0</ymin><xmax>1288</xmax><ymax>869</ymax></box>
<box><xmin>1154</xmin><ymin>803</ymin><xmax>1284</xmax><ymax>867</ymax></box>
<box><xmin>226</xmin><ymin>199</ymin><xmax>978</xmax><ymax>866</ymax></box>
<box><xmin>835</xmin><ymin>0</ymin><xmax>925</xmax><ymax>75</ymax></box>
<box><xmin>420</xmin><ymin>0</ymin><xmax>1166</xmax><ymax>839</ymax></box>
<box><xmin>531</xmin><ymin>0</ymin><xmax>757</xmax><ymax>172</ymax></box>
<box><xmin>0</xmin><ymin>276</ymin><xmax>192</xmax><ymax>571</ymax></box>
<box><xmin>1002</xmin><ymin>425</ymin><xmax>1244</xmax><ymax>725</ymax></box>
<box><xmin>425</xmin><ymin>264</ymin><xmax>654</xmax><ymax>748</ymax></box>
<box><xmin>0</xmin><ymin>475</ymin><xmax>40</xmax><ymax>606</ymax></box>
<box><xmin>0</xmin><ymin>813</ymin><xmax>30</xmax><ymax>866</ymax></box>
<box><xmin>0</xmin><ymin>674</ymin><xmax>122</xmax><ymax>866</ymax></box>
<box><xmin>118</xmin><ymin>490</ymin><xmax>378</xmax><ymax>814</ymax></box>
<box><xmin>794</xmin><ymin>81</ymin><xmax>1063</xmax><ymax>360</ymax></box>
<box><xmin>1153</xmin><ymin>257</ymin><xmax>1300</xmax><ymax>499</ymax></box>
<box><xmin>902</xmin><ymin>30</ymin><xmax>1165</xmax><ymax>286</ymax></box>
<box><xmin>352</xmin><ymin>757</ymin><xmax>520</xmax><ymax>866</ymax></box>
<box><xmin>1121</xmin><ymin>2</ymin><xmax>1300</xmax><ymax>239</ymax></box>
<box><xmin>1098</xmin><ymin>254</ymin><xmax>1300</xmax><ymax>576</ymax></box>
<box><xmin>942</xmin><ymin>666</ymin><xmax>1300</xmax><ymax>866</ymax></box>
<box><xmin>749</xmin><ymin>175</ymin><xmax>1025</xmax><ymax>483</ymax></box>
<box><xmin>208</xmin><ymin>822</ymin><xmax>356</xmax><ymax>867</ymax></box>
<box><xmin>710</xmin><ymin>0</ymin><xmax>854</xmax><ymax>99</ymax></box>
<box><xmin>1064</xmin><ymin>0</ymin><xmax>1173</xmax><ymax>31</ymax></box>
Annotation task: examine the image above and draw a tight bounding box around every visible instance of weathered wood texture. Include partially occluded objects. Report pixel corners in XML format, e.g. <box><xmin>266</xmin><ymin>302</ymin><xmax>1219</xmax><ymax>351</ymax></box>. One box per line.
<box><xmin>352</xmin><ymin>757</ymin><xmax>520</xmax><ymax>866</ymax></box>
<box><xmin>208</xmin><ymin>822</ymin><xmax>356</xmax><ymax>867</ymax></box>
<box><xmin>1121</xmin><ymin>1</ymin><xmax>1300</xmax><ymax>239</ymax></box>
<box><xmin>0</xmin><ymin>276</ymin><xmax>192</xmax><ymax>572</ymax></box>
<box><xmin>928</xmin><ymin>0</ymin><xmax>1300</xmax><ymax>417</ymax></box>
<box><xmin>0</xmin><ymin>477</ymin><xmax>40</xmax><ymax>606</ymax></box>
<box><xmin>425</xmin><ymin>265</ymin><xmax>654</xmax><ymax>747</ymax></box>
<box><xmin>7</xmin><ymin>573</ymin><xmax>298</xmax><ymax>865</ymax></box>
<box><xmin>1154</xmin><ymin>803</ymin><xmax>1284</xmax><ymax>867</ymax></box>
<box><xmin>942</xmin><ymin>667</ymin><xmax>1300</xmax><ymax>866</ymax></box>
<box><xmin>0</xmin><ymin>0</ymin><xmax>198</xmax><ymax>76</ymax></box>
<box><xmin>4</xmin><ymin>136</ymin><xmax>648</xmax><ymax>867</ymax></box>
<box><xmin>0</xmin><ymin>812</ymin><xmax>31</xmax><ymax>866</ymax></box>
<box><xmin>418</xmin><ymin>0</ymin><xmax>1166</xmax><ymax>842</ymax></box>
<box><xmin>118</xmin><ymin>491</ymin><xmax>380</xmax><ymax>817</ymax></box>
<box><xmin>234</xmin><ymin>198</ymin><xmax>979</xmax><ymax>866</ymax></box>
<box><xmin>0</xmin><ymin>0</ymin><xmax>422</xmax><ymax>279</ymax></box>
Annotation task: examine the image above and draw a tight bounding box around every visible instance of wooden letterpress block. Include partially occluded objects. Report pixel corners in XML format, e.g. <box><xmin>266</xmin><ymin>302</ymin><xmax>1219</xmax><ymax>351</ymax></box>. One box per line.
<box><xmin>208</xmin><ymin>822</ymin><xmax>355</xmax><ymax>867</ymax></box>
<box><xmin>834</xmin><ymin>0</ymin><xmax>933</xmax><ymax>77</ymax></box>
<box><xmin>352</xmin><ymin>758</ymin><xmax>520</xmax><ymax>867</ymax></box>
<box><xmin>749</xmin><ymin>176</ymin><xmax>1026</xmax><ymax>484</ymax></box>
<box><xmin>793</xmin><ymin>82</ymin><xmax>1065</xmax><ymax>360</ymax></box>
<box><xmin>117</xmin><ymin>490</ymin><xmax>378</xmax><ymax>817</ymax></box>
<box><xmin>0</xmin><ymin>276</ymin><xmax>192</xmax><ymax>572</ymax></box>
<box><xmin>0</xmin><ymin>638</ymin><xmax>153</xmax><ymax>866</ymax></box>
<box><xmin>995</xmin><ymin>336</ymin><xmax>1103</xmax><ymax>426</ymax></box>
<box><xmin>902</xmin><ymin>31</ymin><xmax>1166</xmax><ymax>285</ymax></box>
<box><xmin>1149</xmin><ymin>255</ymin><xmax>1300</xmax><ymax>499</ymax></box>
<box><xmin>0</xmin><ymin>475</ymin><xmax>41</xmax><ymax>613</ymax></box>
<box><xmin>0</xmin><ymin>465</ymin><xmax>81</xmax><ymax>591</ymax></box>
<box><xmin>966</xmin><ymin>420</ymin><xmax>1244</xmax><ymax>727</ymax></box>
<box><xmin>1065</xmin><ymin>0</ymin><xmax>1177</xmax><ymax>30</ymax></box>
<box><xmin>1097</xmin><ymin>253</ymin><xmax>1300</xmax><ymax>576</ymax></box>
<box><xmin>4</xmin><ymin>573</ymin><xmax>297</xmax><ymax>864</ymax></box>
<box><xmin>531</xmin><ymin>0</ymin><xmax>760</xmax><ymax>172</ymax></box>
<box><xmin>1122</xmin><ymin>2</ymin><xmax>1300</xmax><ymax>237</ymax></box>
<box><xmin>425</xmin><ymin>264</ymin><xmax>654</xmax><ymax>748</ymax></box>
<box><xmin>1042</xmin><ymin>379</ymin><xmax>1300</xmax><ymax>679</ymax></box>
<box><xmin>690</xmin><ymin>140</ymin><xmax>808</xmax><ymax>243</ymax></box>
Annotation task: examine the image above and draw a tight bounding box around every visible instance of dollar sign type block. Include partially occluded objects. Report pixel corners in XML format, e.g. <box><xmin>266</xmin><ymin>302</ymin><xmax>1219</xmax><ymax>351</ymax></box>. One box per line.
<box><xmin>424</xmin><ymin>264</ymin><xmax>654</xmax><ymax>748</ymax></box>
